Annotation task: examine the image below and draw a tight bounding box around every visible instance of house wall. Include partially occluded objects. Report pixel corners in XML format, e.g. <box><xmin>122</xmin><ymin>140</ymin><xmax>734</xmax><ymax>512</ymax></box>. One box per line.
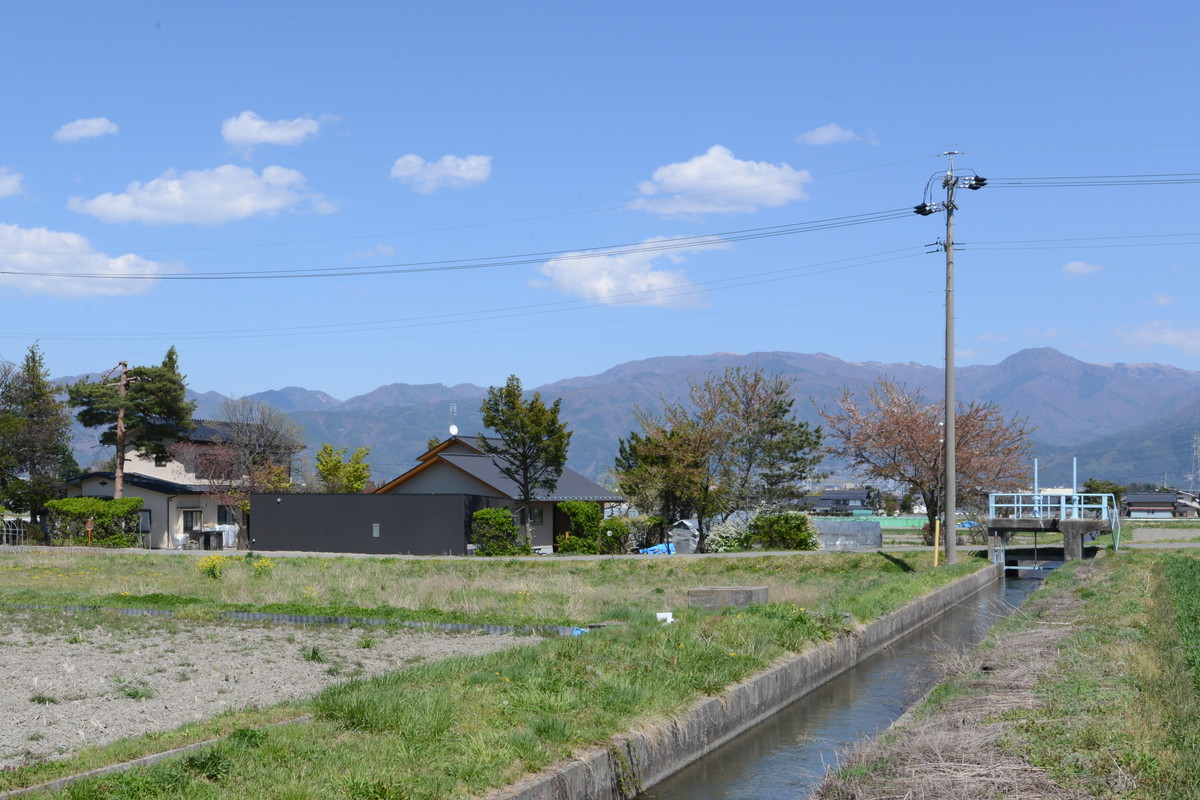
<box><xmin>383</xmin><ymin>464</ymin><xmax>505</xmax><ymax>497</ymax></box>
<box><xmin>63</xmin><ymin>476</ymin><xmax>220</xmax><ymax>549</ymax></box>
<box><xmin>1129</xmin><ymin>508</ymin><xmax>1175</xmax><ymax>519</ymax></box>
<box><xmin>525</xmin><ymin>501</ymin><xmax>555</xmax><ymax>549</ymax></box>
<box><xmin>249</xmin><ymin>493</ymin><xmax>508</xmax><ymax>555</ymax></box>
<box><xmin>125</xmin><ymin>451</ymin><xmax>198</xmax><ymax>484</ymax></box>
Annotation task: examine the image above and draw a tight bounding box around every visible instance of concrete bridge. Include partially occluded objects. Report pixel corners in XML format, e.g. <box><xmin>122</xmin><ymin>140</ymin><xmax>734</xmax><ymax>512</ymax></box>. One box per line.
<box><xmin>987</xmin><ymin>492</ymin><xmax>1120</xmax><ymax>568</ymax></box>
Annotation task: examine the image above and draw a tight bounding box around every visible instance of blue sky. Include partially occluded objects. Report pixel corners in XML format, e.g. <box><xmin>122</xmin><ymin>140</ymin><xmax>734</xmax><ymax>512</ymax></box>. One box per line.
<box><xmin>2</xmin><ymin>1</ymin><xmax>1198</xmax><ymax>400</ymax></box>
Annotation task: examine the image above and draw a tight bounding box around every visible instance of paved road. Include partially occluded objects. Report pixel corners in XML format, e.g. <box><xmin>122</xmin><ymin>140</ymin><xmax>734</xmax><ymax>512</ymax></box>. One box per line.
<box><xmin>6</xmin><ymin>541</ymin><xmax>1200</xmax><ymax>562</ymax></box>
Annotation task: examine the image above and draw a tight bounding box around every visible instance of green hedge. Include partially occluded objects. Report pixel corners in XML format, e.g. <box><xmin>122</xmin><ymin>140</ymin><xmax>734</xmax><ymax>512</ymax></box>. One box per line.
<box><xmin>44</xmin><ymin>497</ymin><xmax>144</xmax><ymax>548</ymax></box>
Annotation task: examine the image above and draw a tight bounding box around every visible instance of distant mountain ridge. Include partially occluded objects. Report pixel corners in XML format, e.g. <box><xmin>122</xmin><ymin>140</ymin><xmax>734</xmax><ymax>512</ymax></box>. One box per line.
<box><xmin>63</xmin><ymin>348</ymin><xmax>1200</xmax><ymax>488</ymax></box>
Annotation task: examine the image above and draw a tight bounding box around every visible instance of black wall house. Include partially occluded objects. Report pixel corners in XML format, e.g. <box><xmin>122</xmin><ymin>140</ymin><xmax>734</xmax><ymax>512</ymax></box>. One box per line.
<box><xmin>249</xmin><ymin>493</ymin><xmax>507</xmax><ymax>555</ymax></box>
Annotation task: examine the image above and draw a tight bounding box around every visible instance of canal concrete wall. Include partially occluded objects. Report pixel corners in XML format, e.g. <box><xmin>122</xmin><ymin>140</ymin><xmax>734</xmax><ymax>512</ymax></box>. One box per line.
<box><xmin>485</xmin><ymin>563</ymin><xmax>1003</xmax><ymax>800</ymax></box>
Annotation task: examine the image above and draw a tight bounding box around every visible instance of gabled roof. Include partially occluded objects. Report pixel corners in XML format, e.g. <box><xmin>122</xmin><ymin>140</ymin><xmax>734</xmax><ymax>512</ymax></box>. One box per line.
<box><xmin>377</xmin><ymin>437</ymin><xmax>623</xmax><ymax>503</ymax></box>
<box><xmin>189</xmin><ymin>420</ymin><xmax>236</xmax><ymax>443</ymax></box>
<box><xmin>415</xmin><ymin>435</ymin><xmax>498</xmax><ymax>462</ymax></box>
<box><xmin>63</xmin><ymin>471</ymin><xmax>207</xmax><ymax>495</ymax></box>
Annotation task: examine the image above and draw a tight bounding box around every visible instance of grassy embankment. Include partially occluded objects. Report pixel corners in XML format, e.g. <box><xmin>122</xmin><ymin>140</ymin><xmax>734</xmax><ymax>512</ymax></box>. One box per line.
<box><xmin>0</xmin><ymin>549</ymin><xmax>987</xmax><ymax>799</ymax></box>
<box><xmin>820</xmin><ymin>550</ymin><xmax>1200</xmax><ymax>798</ymax></box>
<box><xmin>1014</xmin><ymin>551</ymin><xmax>1200</xmax><ymax>797</ymax></box>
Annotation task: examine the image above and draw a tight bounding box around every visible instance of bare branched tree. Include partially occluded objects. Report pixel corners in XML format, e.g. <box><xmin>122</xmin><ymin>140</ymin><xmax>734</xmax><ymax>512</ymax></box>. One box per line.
<box><xmin>170</xmin><ymin>398</ymin><xmax>306</xmax><ymax>549</ymax></box>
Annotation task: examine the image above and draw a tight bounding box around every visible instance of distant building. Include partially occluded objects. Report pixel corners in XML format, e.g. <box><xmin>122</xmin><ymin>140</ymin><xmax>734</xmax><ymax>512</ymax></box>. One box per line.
<box><xmin>1123</xmin><ymin>490</ymin><xmax>1200</xmax><ymax>519</ymax></box>
<box><xmin>375</xmin><ymin>435</ymin><xmax>623</xmax><ymax>550</ymax></box>
<box><xmin>799</xmin><ymin>488</ymin><xmax>872</xmax><ymax>515</ymax></box>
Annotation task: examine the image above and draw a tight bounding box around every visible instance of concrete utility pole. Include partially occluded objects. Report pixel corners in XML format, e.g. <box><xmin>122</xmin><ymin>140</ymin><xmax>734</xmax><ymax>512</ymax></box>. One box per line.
<box><xmin>915</xmin><ymin>153</ymin><xmax>985</xmax><ymax>566</ymax></box>
<box><xmin>942</xmin><ymin>154</ymin><xmax>959</xmax><ymax>566</ymax></box>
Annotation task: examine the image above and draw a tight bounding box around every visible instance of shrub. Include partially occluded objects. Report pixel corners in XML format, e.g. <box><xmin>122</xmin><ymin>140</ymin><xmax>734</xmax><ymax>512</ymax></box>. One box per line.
<box><xmin>251</xmin><ymin>557</ymin><xmax>275</xmax><ymax>578</ymax></box>
<box><xmin>44</xmin><ymin>497</ymin><xmax>144</xmax><ymax>547</ymax></box>
<box><xmin>471</xmin><ymin>507</ymin><xmax>530</xmax><ymax>556</ymax></box>
<box><xmin>599</xmin><ymin>517</ymin><xmax>631</xmax><ymax>554</ymax></box>
<box><xmin>706</xmin><ymin>515</ymin><xmax>752</xmax><ymax>553</ymax></box>
<box><xmin>555</xmin><ymin>501</ymin><xmax>603</xmax><ymax>554</ymax></box>
<box><xmin>748</xmin><ymin>510</ymin><xmax>818</xmax><ymax>551</ymax></box>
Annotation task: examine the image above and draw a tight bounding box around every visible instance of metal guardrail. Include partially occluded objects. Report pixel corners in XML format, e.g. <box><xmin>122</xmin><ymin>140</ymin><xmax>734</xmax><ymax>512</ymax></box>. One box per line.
<box><xmin>988</xmin><ymin>492</ymin><xmax>1121</xmax><ymax>551</ymax></box>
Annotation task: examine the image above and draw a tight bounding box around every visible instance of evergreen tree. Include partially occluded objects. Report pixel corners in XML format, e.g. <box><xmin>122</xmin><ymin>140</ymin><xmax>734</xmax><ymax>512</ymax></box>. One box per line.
<box><xmin>0</xmin><ymin>344</ymin><xmax>75</xmax><ymax>524</ymax></box>
<box><xmin>478</xmin><ymin>375</ymin><xmax>571</xmax><ymax>545</ymax></box>
<box><xmin>68</xmin><ymin>347</ymin><xmax>196</xmax><ymax>498</ymax></box>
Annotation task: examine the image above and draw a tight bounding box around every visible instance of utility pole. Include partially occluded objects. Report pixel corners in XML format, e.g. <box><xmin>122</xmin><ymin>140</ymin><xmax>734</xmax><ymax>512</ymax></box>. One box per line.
<box><xmin>915</xmin><ymin>153</ymin><xmax>986</xmax><ymax>565</ymax></box>
<box><xmin>942</xmin><ymin>154</ymin><xmax>958</xmax><ymax>565</ymax></box>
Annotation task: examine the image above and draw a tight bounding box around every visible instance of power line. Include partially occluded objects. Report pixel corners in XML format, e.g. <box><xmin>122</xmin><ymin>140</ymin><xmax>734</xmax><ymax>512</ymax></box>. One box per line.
<box><xmin>0</xmin><ymin>209</ymin><xmax>915</xmax><ymax>282</ymax></box>
<box><xmin>1</xmin><ymin>247</ymin><xmax>926</xmax><ymax>345</ymax></box>
<box><xmin>987</xmin><ymin>172</ymin><xmax>1200</xmax><ymax>188</ymax></box>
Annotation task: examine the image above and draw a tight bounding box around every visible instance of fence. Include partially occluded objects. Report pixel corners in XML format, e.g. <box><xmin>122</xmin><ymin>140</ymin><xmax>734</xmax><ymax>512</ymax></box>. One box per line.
<box><xmin>1</xmin><ymin>518</ymin><xmax>28</xmax><ymax>546</ymax></box>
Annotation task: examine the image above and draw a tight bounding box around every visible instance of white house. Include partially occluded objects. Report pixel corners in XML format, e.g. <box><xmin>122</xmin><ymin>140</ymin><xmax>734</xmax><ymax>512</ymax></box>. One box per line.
<box><xmin>61</xmin><ymin>422</ymin><xmax>240</xmax><ymax>549</ymax></box>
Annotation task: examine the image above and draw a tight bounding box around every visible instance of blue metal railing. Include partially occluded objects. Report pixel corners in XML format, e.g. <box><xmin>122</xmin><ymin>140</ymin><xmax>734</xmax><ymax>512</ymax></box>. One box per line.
<box><xmin>988</xmin><ymin>492</ymin><xmax>1121</xmax><ymax>551</ymax></box>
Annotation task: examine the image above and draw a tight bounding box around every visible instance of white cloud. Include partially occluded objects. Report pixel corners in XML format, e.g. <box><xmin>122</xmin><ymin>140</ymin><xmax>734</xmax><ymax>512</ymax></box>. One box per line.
<box><xmin>796</xmin><ymin>123</ymin><xmax>876</xmax><ymax>146</ymax></box>
<box><xmin>1062</xmin><ymin>260</ymin><xmax>1104</xmax><ymax>276</ymax></box>
<box><xmin>67</xmin><ymin>164</ymin><xmax>331</xmax><ymax>224</ymax></box>
<box><xmin>53</xmin><ymin>117</ymin><xmax>119</xmax><ymax>142</ymax></box>
<box><xmin>630</xmin><ymin>145</ymin><xmax>810</xmax><ymax>217</ymax></box>
<box><xmin>1121</xmin><ymin>320</ymin><xmax>1200</xmax><ymax>354</ymax></box>
<box><xmin>222</xmin><ymin>110</ymin><xmax>322</xmax><ymax>147</ymax></box>
<box><xmin>389</xmin><ymin>154</ymin><xmax>492</xmax><ymax>192</ymax></box>
<box><xmin>0</xmin><ymin>222</ymin><xmax>181</xmax><ymax>298</ymax></box>
<box><xmin>533</xmin><ymin>236</ymin><xmax>726</xmax><ymax>308</ymax></box>
<box><xmin>1153</xmin><ymin>293</ymin><xmax>1175</xmax><ymax>307</ymax></box>
<box><xmin>350</xmin><ymin>244</ymin><xmax>396</xmax><ymax>260</ymax></box>
<box><xmin>0</xmin><ymin>167</ymin><xmax>23</xmax><ymax>197</ymax></box>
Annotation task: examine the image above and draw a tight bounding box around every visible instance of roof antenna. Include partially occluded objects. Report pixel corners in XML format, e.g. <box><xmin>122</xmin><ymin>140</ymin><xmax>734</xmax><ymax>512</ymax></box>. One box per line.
<box><xmin>448</xmin><ymin>403</ymin><xmax>458</xmax><ymax>437</ymax></box>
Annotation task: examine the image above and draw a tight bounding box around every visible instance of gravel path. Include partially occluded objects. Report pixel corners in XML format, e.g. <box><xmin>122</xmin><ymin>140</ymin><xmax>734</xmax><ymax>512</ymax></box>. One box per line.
<box><xmin>0</xmin><ymin>609</ymin><xmax>532</xmax><ymax>770</ymax></box>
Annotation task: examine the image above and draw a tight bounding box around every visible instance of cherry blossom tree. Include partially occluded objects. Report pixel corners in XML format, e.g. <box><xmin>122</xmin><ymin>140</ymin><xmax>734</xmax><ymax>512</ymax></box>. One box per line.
<box><xmin>820</xmin><ymin>377</ymin><xmax>1033</xmax><ymax>542</ymax></box>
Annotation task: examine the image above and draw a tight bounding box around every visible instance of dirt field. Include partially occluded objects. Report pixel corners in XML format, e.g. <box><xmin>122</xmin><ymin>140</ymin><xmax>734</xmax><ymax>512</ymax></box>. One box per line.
<box><xmin>0</xmin><ymin>609</ymin><xmax>531</xmax><ymax>770</ymax></box>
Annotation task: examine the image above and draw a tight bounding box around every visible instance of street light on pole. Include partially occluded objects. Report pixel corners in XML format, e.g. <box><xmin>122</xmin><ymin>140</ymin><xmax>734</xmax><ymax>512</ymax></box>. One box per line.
<box><xmin>915</xmin><ymin>153</ymin><xmax>986</xmax><ymax>565</ymax></box>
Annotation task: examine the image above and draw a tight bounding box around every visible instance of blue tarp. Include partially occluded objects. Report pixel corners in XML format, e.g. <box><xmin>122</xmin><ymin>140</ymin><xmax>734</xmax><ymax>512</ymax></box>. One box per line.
<box><xmin>639</xmin><ymin>543</ymin><xmax>676</xmax><ymax>555</ymax></box>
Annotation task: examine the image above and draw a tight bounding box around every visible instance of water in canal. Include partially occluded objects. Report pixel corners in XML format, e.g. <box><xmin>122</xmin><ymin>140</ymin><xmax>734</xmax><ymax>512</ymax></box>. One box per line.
<box><xmin>641</xmin><ymin>573</ymin><xmax>1044</xmax><ymax>800</ymax></box>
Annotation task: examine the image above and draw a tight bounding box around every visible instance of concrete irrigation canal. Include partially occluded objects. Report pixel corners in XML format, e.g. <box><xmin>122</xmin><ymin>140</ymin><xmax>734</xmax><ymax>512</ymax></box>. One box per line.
<box><xmin>639</xmin><ymin>571</ymin><xmax>1043</xmax><ymax>799</ymax></box>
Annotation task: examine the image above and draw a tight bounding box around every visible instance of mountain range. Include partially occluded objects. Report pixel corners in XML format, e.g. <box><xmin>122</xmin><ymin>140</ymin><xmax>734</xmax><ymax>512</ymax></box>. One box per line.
<box><xmin>64</xmin><ymin>348</ymin><xmax>1200</xmax><ymax>489</ymax></box>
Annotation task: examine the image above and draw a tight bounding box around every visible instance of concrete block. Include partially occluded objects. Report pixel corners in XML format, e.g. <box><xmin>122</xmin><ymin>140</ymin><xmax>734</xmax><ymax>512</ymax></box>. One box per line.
<box><xmin>687</xmin><ymin>586</ymin><xmax>768</xmax><ymax>610</ymax></box>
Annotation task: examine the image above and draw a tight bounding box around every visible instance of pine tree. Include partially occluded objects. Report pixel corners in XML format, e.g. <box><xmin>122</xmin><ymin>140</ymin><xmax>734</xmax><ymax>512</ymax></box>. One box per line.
<box><xmin>68</xmin><ymin>347</ymin><xmax>196</xmax><ymax>498</ymax></box>
<box><xmin>0</xmin><ymin>344</ymin><xmax>75</xmax><ymax>524</ymax></box>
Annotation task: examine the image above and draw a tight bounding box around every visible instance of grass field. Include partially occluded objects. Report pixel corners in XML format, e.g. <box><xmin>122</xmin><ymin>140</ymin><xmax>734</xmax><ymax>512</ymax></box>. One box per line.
<box><xmin>0</xmin><ymin>549</ymin><xmax>987</xmax><ymax>798</ymax></box>
<box><xmin>0</xmin><ymin>548</ymin><xmax>980</xmax><ymax>628</ymax></box>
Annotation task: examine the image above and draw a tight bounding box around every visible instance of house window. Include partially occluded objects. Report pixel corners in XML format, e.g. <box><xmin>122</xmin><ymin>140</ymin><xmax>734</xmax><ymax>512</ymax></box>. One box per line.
<box><xmin>182</xmin><ymin>510</ymin><xmax>202</xmax><ymax>533</ymax></box>
<box><xmin>218</xmin><ymin>505</ymin><xmax>236</xmax><ymax>526</ymax></box>
<box><xmin>138</xmin><ymin>510</ymin><xmax>151</xmax><ymax>533</ymax></box>
<box><xmin>518</xmin><ymin>507</ymin><xmax>544</xmax><ymax>526</ymax></box>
